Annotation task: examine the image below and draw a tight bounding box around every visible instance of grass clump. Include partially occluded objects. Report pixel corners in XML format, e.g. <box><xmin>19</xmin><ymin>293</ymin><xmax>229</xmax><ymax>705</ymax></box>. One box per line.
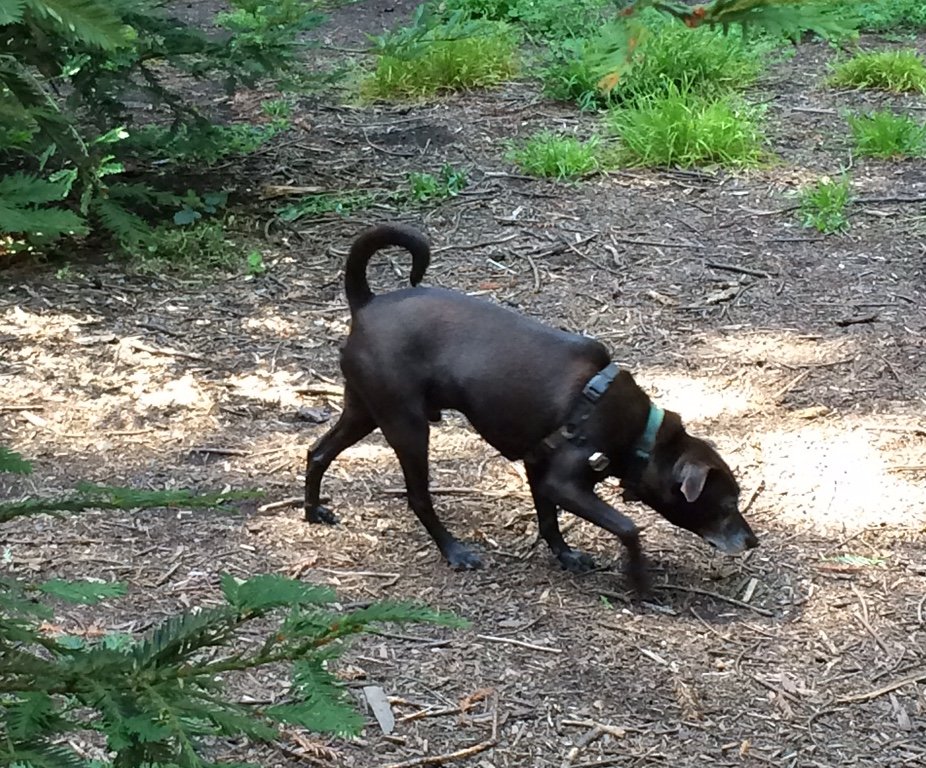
<box><xmin>798</xmin><ymin>176</ymin><xmax>852</xmax><ymax>234</ymax></box>
<box><xmin>363</xmin><ymin>15</ymin><xmax>519</xmax><ymax>99</ymax></box>
<box><xmin>542</xmin><ymin>12</ymin><xmax>770</xmax><ymax>110</ymax></box>
<box><xmin>848</xmin><ymin>110</ymin><xmax>926</xmax><ymax>158</ymax></box>
<box><xmin>277</xmin><ymin>191</ymin><xmax>378</xmax><ymax>222</ymax></box>
<box><xmin>829</xmin><ymin>49</ymin><xmax>926</xmax><ymax>93</ymax></box>
<box><xmin>607</xmin><ymin>87</ymin><xmax>766</xmax><ymax>168</ymax></box>
<box><xmin>507</xmin><ymin>132</ymin><xmax>601</xmax><ymax>178</ymax></box>
<box><xmin>408</xmin><ymin>164</ymin><xmax>469</xmax><ymax>201</ymax></box>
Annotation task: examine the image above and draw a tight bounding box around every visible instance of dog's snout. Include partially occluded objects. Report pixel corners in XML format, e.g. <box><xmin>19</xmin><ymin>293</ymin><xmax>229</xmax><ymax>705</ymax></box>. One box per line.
<box><xmin>701</xmin><ymin>513</ymin><xmax>759</xmax><ymax>555</ymax></box>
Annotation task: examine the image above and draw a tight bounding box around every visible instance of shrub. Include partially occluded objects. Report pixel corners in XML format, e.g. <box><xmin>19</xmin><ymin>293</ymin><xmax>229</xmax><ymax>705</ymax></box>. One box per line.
<box><xmin>848</xmin><ymin>110</ymin><xmax>926</xmax><ymax>158</ymax></box>
<box><xmin>0</xmin><ymin>0</ymin><xmax>323</xmax><ymax>253</ymax></box>
<box><xmin>829</xmin><ymin>49</ymin><xmax>926</xmax><ymax>94</ymax></box>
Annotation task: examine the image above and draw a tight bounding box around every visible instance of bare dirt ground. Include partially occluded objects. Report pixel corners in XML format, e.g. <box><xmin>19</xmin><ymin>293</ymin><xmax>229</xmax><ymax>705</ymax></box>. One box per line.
<box><xmin>2</xmin><ymin>3</ymin><xmax>926</xmax><ymax>766</ymax></box>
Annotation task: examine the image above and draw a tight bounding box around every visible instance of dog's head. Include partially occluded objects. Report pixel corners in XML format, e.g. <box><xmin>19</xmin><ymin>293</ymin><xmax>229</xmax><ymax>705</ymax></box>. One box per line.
<box><xmin>622</xmin><ymin>413</ymin><xmax>758</xmax><ymax>555</ymax></box>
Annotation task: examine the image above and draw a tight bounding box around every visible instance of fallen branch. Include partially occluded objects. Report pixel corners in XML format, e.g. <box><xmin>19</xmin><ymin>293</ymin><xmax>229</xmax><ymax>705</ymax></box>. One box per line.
<box><xmin>836</xmin><ymin>669</ymin><xmax>926</xmax><ymax>704</ymax></box>
<box><xmin>476</xmin><ymin>634</ymin><xmax>562</xmax><ymax>654</ymax></box>
<box><xmin>653</xmin><ymin>584</ymin><xmax>774</xmax><ymax>617</ymax></box>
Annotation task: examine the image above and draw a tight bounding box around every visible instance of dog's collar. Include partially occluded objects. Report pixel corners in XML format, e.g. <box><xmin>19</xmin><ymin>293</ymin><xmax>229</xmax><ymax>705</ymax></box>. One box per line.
<box><xmin>635</xmin><ymin>404</ymin><xmax>664</xmax><ymax>461</ymax></box>
<box><xmin>525</xmin><ymin>362</ymin><xmax>663</xmax><ymax>470</ymax></box>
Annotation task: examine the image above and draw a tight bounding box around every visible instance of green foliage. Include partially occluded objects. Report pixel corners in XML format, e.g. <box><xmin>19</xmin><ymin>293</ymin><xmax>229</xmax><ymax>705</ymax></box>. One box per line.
<box><xmin>0</xmin><ymin>0</ymin><xmax>322</xmax><ymax>253</ymax></box>
<box><xmin>829</xmin><ymin>49</ymin><xmax>926</xmax><ymax>94</ymax></box>
<box><xmin>437</xmin><ymin>0</ymin><xmax>610</xmax><ymax>40</ymax></box>
<box><xmin>507</xmin><ymin>132</ymin><xmax>601</xmax><ymax>178</ymax></box>
<box><xmin>542</xmin><ymin>10</ymin><xmax>771</xmax><ymax>110</ymax></box>
<box><xmin>607</xmin><ymin>86</ymin><xmax>767</xmax><ymax>167</ymax></box>
<box><xmin>122</xmin><ymin>219</ymin><xmax>243</xmax><ymax>274</ymax></box>
<box><xmin>0</xmin><ymin>445</ymin><xmax>33</xmax><ymax>474</ymax></box>
<box><xmin>0</xmin><ymin>445</ymin><xmax>466</xmax><ymax>765</ymax></box>
<box><xmin>407</xmin><ymin>164</ymin><xmax>468</xmax><ymax>201</ymax></box>
<box><xmin>363</xmin><ymin>8</ymin><xmax>519</xmax><ymax>98</ymax></box>
<box><xmin>246</xmin><ymin>250</ymin><xmax>267</xmax><ymax>276</ymax></box>
<box><xmin>848</xmin><ymin>110</ymin><xmax>926</xmax><ymax>159</ymax></box>
<box><xmin>276</xmin><ymin>191</ymin><xmax>378</xmax><ymax>222</ymax></box>
<box><xmin>853</xmin><ymin>0</ymin><xmax>926</xmax><ymax>32</ymax></box>
<box><xmin>798</xmin><ymin>175</ymin><xmax>851</xmax><ymax>233</ymax></box>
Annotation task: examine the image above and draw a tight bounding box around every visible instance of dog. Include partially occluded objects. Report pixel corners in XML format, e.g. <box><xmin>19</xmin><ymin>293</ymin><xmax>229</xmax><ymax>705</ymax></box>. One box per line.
<box><xmin>305</xmin><ymin>223</ymin><xmax>758</xmax><ymax>590</ymax></box>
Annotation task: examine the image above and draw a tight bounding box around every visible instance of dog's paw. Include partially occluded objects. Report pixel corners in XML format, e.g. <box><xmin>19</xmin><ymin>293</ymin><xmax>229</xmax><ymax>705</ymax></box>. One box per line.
<box><xmin>557</xmin><ymin>548</ymin><xmax>597</xmax><ymax>573</ymax></box>
<box><xmin>305</xmin><ymin>505</ymin><xmax>339</xmax><ymax>525</ymax></box>
<box><xmin>444</xmin><ymin>542</ymin><xmax>483</xmax><ymax>571</ymax></box>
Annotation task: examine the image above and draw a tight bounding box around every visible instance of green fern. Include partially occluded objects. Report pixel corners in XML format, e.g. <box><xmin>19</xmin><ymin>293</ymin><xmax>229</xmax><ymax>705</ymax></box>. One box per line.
<box><xmin>0</xmin><ymin>172</ymin><xmax>88</xmax><ymax>239</ymax></box>
<box><xmin>0</xmin><ymin>0</ymin><xmax>25</xmax><ymax>24</ymax></box>
<box><xmin>89</xmin><ymin>197</ymin><xmax>152</xmax><ymax>246</ymax></box>
<box><xmin>23</xmin><ymin>0</ymin><xmax>131</xmax><ymax>50</ymax></box>
<box><xmin>0</xmin><ymin>446</ymin><xmax>33</xmax><ymax>474</ymax></box>
<box><xmin>221</xmin><ymin>573</ymin><xmax>336</xmax><ymax>612</ymax></box>
<box><xmin>37</xmin><ymin>579</ymin><xmax>128</xmax><ymax>605</ymax></box>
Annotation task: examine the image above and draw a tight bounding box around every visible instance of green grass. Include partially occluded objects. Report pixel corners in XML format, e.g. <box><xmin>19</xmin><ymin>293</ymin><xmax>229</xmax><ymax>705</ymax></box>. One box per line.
<box><xmin>798</xmin><ymin>176</ymin><xmax>851</xmax><ymax>234</ymax></box>
<box><xmin>438</xmin><ymin>0</ymin><xmax>608</xmax><ymax>40</ymax></box>
<box><xmin>854</xmin><ymin>0</ymin><xmax>926</xmax><ymax>32</ymax></box>
<box><xmin>848</xmin><ymin>110</ymin><xmax>926</xmax><ymax>158</ymax></box>
<box><xmin>407</xmin><ymin>164</ymin><xmax>468</xmax><ymax>201</ymax></box>
<box><xmin>607</xmin><ymin>87</ymin><xmax>767</xmax><ymax>168</ymax></box>
<box><xmin>363</xmin><ymin>19</ymin><xmax>519</xmax><ymax>99</ymax></box>
<box><xmin>124</xmin><ymin>220</ymin><xmax>243</xmax><ymax>274</ymax></box>
<box><xmin>542</xmin><ymin>11</ymin><xmax>771</xmax><ymax>110</ymax></box>
<box><xmin>829</xmin><ymin>49</ymin><xmax>926</xmax><ymax>93</ymax></box>
<box><xmin>507</xmin><ymin>132</ymin><xmax>600</xmax><ymax>178</ymax></box>
<box><xmin>276</xmin><ymin>191</ymin><xmax>378</xmax><ymax>222</ymax></box>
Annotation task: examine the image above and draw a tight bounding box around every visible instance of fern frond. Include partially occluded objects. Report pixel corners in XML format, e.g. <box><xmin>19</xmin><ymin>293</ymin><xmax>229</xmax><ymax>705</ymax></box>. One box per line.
<box><xmin>23</xmin><ymin>0</ymin><xmax>131</xmax><ymax>50</ymax></box>
<box><xmin>89</xmin><ymin>197</ymin><xmax>151</xmax><ymax>246</ymax></box>
<box><xmin>0</xmin><ymin>171</ymin><xmax>71</xmax><ymax>204</ymax></box>
<box><xmin>0</xmin><ymin>742</ymin><xmax>90</xmax><ymax>768</ymax></box>
<box><xmin>0</xmin><ymin>0</ymin><xmax>26</xmax><ymax>25</ymax></box>
<box><xmin>221</xmin><ymin>573</ymin><xmax>336</xmax><ymax>613</ymax></box>
<box><xmin>267</xmin><ymin>658</ymin><xmax>364</xmax><ymax>736</ymax></box>
<box><xmin>38</xmin><ymin>579</ymin><xmax>127</xmax><ymax>605</ymax></box>
<box><xmin>343</xmin><ymin>601</ymin><xmax>467</xmax><ymax>629</ymax></box>
<box><xmin>132</xmin><ymin>607</ymin><xmax>241</xmax><ymax>667</ymax></box>
<box><xmin>5</xmin><ymin>693</ymin><xmax>58</xmax><ymax>741</ymax></box>
<box><xmin>0</xmin><ymin>446</ymin><xmax>33</xmax><ymax>474</ymax></box>
<box><xmin>196</xmin><ymin>698</ymin><xmax>279</xmax><ymax>741</ymax></box>
<box><xmin>0</xmin><ymin>202</ymin><xmax>88</xmax><ymax>238</ymax></box>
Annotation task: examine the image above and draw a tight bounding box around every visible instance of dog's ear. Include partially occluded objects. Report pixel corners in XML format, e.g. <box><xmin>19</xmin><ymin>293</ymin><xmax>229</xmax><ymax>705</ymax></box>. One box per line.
<box><xmin>674</xmin><ymin>459</ymin><xmax>709</xmax><ymax>503</ymax></box>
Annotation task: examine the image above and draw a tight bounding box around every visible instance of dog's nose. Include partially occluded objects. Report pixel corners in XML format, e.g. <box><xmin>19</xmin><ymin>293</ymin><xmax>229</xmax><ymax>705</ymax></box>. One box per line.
<box><xmin>745</xmin><ymin>531</ymin><xmax>759</xmax><ymax>549</ymax></box>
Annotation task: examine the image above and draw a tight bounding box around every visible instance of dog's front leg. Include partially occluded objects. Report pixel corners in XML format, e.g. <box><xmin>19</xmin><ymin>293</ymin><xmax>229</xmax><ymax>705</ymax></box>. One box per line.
<box><xmin>540</xmin><ymin>466</ymin><xmax>649</xmax><ymax>593</ymax></box>
<box><xmin>525</xmin><ymin>463</ymin><xmax>597</xmax><ymax>573</ymax></box>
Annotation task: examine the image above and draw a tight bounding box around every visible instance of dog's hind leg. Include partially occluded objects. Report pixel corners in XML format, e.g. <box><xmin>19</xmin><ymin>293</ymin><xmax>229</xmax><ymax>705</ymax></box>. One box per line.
<box><xmin>377</xmin><ymin>410</ymin><xmax>483</xmax><ymax>570</ymax></box>
<box><xmin>525</xmin><ymin>463</ymin><xmax>597</xmax><ymax>573</ymax></box>
<box><xmin>305</xmin><ymin>387</ymin><xmax>375</xmax><ymax>525</ymax></box>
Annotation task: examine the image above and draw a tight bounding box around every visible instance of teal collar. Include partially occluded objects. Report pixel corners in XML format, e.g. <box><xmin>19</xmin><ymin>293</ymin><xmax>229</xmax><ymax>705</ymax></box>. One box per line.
<box><xmin>634</xmin><ymin>405</ymin><xmax>664</xmax><ymax>461</ymax></box>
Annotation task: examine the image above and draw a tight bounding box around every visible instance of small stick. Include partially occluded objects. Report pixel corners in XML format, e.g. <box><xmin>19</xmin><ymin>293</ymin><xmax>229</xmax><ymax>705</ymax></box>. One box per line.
<box><xmin>381</xmin><ymin>486</ymin><xmax>528</xmax><ymax>499</ymax></box>
<box><xmin>706</xmin><ymin>261</ymin><xmax>774</xmax><ymax>279</ymax></box>
<box><xmin>524</xmin><ymin>251</ymin><xmax>541</xmax><ymax>292</ymax></box>
<box><xmin>433</xmin><ymin>233</ymin><xmax>519</xmax><ymax>253</ymax></box>
<box><xmin>653</xmin><ymin>584</ymin><xmax>774</xmax><ymax>617</ymax></box>
<box><xmin>383</xmin><ymin>695</ymin><xmax>498</xmax><ymax>768</ymax></box>
<box><xmin>476</xmin><ymin>634</ymin><xmax>562</xmax><ymax>654</ymax></box>
<box><xmin>256</xmin><ymin>497</ymin><xmax>302</xmax><ymax>514</ymax></box>
<box><xmin>0</xmin><ymin>404</ymin><xmax>44</xmax><ymax>412</ymax></box>
<box><xmin>836</xmin><ymin>669</ymin><xmax>926</xmax><ymax>704</ymax></box>
<box><xmin>835</xmin><ymin>314</ymin><xmax>877</xmax><ymax>327</ymax></box>
<box><xmin>773</xmin><ymin>370</ymin><xmax>811</xmax><ymax>402</ymax></box>
<box><xmin>611</xmin><ymin>236</ymin><xmax>703</xmax><ymax>249</ymax></box>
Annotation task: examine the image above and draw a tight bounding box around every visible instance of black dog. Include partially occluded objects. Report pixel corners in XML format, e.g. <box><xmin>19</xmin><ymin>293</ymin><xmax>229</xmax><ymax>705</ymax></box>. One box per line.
<box><xmin>305</xmin><ymin>223</ymin><xmax>758</xmax><ymax>589</ymax></box>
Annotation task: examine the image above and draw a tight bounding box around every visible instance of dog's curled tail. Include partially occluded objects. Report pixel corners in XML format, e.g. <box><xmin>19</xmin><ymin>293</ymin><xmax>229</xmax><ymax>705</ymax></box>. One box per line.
<box><xmin>344</xmin><ymin>223</ymin><xmax>431</xmax><ymax>313</ymax></box>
